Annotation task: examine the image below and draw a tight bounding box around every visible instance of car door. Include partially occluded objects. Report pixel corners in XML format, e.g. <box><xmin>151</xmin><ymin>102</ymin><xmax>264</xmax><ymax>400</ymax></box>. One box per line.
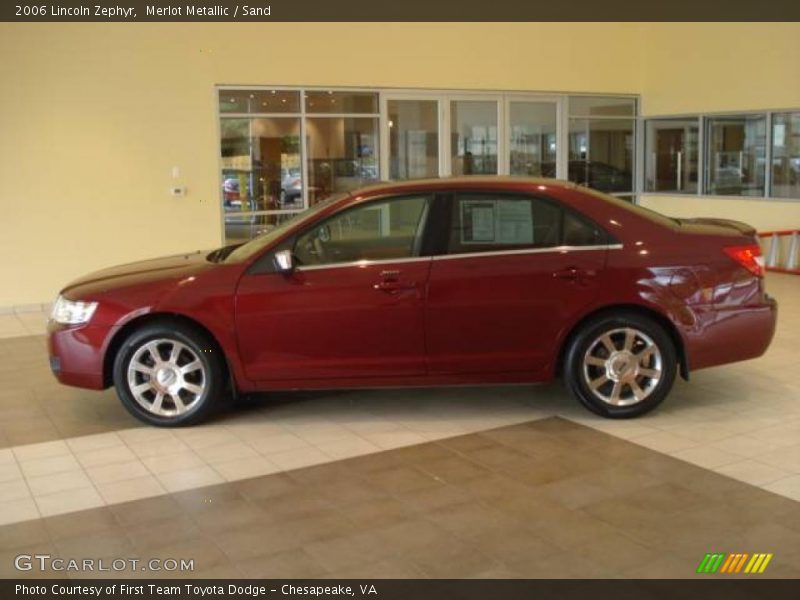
<box><xmin>235</xmin><ymin>193</ymin><xmax>432</xmax><ymax>382</ymax></box>
<box><xmin>424</xmin><ymin>191</ymin><xmax>611</xmax><ymax>376</ymax></box>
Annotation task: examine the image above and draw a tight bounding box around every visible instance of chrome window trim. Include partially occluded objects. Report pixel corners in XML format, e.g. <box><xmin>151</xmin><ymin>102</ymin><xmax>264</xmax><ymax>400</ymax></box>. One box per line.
<box><xmin>293</xmin><ymin>244</ymin><xmax>621</xmax><ymax>272</ymax></box>
<box><xmin>432</xmin><ymin>243</ymin><xmax>622</xmax><ymax>262</ymax></box>
<box><xmin>295</xmin><ymin>256</ymin><xmax>433</xmax><ymax>272</ymax></box>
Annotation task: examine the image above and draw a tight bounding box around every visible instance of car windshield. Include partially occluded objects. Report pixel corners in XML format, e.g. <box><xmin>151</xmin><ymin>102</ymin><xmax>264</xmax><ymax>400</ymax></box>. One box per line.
<box><xmin>223</xmin><ymin>193</ymin><xmax>348</xmax><ymax>263</ymax></box>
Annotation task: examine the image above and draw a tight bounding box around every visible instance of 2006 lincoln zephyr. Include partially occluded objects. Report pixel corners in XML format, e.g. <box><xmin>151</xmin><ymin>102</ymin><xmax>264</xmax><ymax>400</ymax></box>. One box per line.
<box><xmin>47</xmin><ymin>177</ymin><xmax>777</xmax><ymax>426</ymax></box>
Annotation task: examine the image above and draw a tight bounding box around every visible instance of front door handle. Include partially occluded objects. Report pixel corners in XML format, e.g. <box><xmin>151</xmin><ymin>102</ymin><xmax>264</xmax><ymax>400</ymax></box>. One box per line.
<box><xmin>373</xmin><ymin>270</ymin><xmax>416</xmax><ymax>294</ymax></box>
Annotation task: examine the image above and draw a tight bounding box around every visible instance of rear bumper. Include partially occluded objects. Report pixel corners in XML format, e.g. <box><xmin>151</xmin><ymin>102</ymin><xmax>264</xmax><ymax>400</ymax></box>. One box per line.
<box><xmin>687</xmin><ymin>296</ymin><xmax>778</xmax><ymax>371</ymax></box>
<box><xmin>47</xmin><ymin>321</ymin><xmax>111</xmax><ymax>390</ymax></box>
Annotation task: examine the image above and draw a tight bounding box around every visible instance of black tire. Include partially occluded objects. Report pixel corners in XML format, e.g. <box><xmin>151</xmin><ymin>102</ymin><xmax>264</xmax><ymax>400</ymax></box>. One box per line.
<box><xmin>112</xmin><ymin>320</ymin><xmax>226</xmax><ymax>426</ymax></box>
<box><xmin>563</xmin><ymin>311</ymin><xmax>677</xmax><ymax>418</ymax></box>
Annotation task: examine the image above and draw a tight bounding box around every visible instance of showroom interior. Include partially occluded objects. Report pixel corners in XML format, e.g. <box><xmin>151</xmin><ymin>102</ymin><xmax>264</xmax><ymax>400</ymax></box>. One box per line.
<box><xmin>0</xmin><ymin>21</ymin><xmax>799</xmax><ymax>579</ymax></box>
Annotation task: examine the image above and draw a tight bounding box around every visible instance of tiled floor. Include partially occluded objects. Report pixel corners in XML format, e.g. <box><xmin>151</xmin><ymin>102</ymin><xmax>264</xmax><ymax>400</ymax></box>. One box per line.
<box><xmin>0</xmin><ymin>273</ymin><xmax>798</xmax><ymax>578</ymax></box>
<box><xmin>1</xmin><ymin>418</ymin><xmax>799</xmax><ymax>579</ymax></box>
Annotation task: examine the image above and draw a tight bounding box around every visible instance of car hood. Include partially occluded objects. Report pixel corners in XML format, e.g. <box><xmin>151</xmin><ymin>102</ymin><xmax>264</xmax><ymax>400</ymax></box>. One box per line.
<box><xmin>62</xmin><ymin>251</ymin><xmax>214</xmax><ymax>297</ymax></box>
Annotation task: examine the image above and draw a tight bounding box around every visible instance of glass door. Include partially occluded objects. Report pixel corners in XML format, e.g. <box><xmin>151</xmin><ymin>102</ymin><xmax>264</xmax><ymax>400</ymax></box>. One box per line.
<box><xmin>383</xmin><ymin>97</ymin><xmax>441</xmax><ymax>180</ymax></box>
<box><xmin>449</xmin><ymin>99</ymin><xmax>500</xmax><ymax>176</ymax></box>
<box><xmin>506</xmin><ymin>98</ymin><xmax>559</xmax><ymax>178</ymax></box>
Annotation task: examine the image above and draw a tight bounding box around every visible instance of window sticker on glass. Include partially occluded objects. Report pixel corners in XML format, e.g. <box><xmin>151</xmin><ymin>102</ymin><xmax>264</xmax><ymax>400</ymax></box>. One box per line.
<box><xmin>462</xmin><ymin>201</ymin><xmax>496</xmax><ymax>242</ymax></box>
<box><xmin>496</xmin><ymin>200</ymin><xmax>533</xmax><ymax>244</ymax></box>
<box><xmin>460</xmin><ymin>199</ymin><xmax>533</xmax><ymax>245</ymax></box>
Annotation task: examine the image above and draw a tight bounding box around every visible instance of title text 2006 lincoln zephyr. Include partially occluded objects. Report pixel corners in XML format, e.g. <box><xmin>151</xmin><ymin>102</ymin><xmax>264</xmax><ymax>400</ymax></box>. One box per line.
<box><xmin>47</xmin><ymin>177</ymin><xmax>777</xmax><ymax>426</ymax></box>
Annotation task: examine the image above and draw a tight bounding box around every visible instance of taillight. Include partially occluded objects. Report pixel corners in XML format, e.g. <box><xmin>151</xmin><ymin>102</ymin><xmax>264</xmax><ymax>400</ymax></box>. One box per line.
<box><xmin>723</xmin><ymin>244</ymin><xmax>765</xmax><ymax>277</ymax></box>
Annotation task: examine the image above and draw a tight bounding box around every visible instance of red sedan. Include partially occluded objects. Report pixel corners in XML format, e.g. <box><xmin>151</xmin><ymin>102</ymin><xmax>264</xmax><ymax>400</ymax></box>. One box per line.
<box><xmin>47</xmin><ymin>177</ymin><xmax>777</xmax><ymax>426</ymax></box>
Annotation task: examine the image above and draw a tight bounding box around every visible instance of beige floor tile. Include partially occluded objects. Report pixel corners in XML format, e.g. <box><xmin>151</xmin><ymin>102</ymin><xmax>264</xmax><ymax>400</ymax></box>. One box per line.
<box><xmin>763</xmin><ymin>475</ymin><xmax>800</xmax><ymax>502</ymax></box>
<box><xmin>0</xmin><ymin>462</ymin><xmax>23</xmax><ymax>483</ymax></box>
<box><xmin>0</xmin><ymin>479</ymin><xmax>31</xmax><ymax>502</ymax></box>
<box><xmin>282</xmin><ymin>422</ymin><xmax>355</xmax><ymax>446</ymax></box>
<box><xmin>66</xmin><ymin>432</ymin><xmax>125</xmax><ymax>454</ymax></box>
<box><xmin>316</xmin><ymin>437</ymin><xmax>383</xmax><ymax>460</ymax></box>
<box><xmin>176</xmin><ymin>428</ymin><xmax>242</xmax><ymax>450</ymax></box>
<box><xmin>35</xmin><ymin>487</ymin><xmax>104</xmax><ymax>517</ymax></box>
<box><xmin>0</xmin><ymin>497</ymin><xmax>40</xmax><ymax>525</ymax></box>
<box><xmin>671</xmin><ymin>445</ymin><xmax>741</xmax><ymax>469</ymax></box>
<box><xmin>266</xmin><ymin>446</ymin><xmax>335</xmax><ymax>471</ymax></box>
<box><xmin>211</xmin><ymin>457</ymin><xmax>281</xmax><ymax>482</ymax></box>
<box><xmin>360</xmin><ymin>429</ymin><xmax>428</xmax><ymax>450</ymax></box>
<box><xmin>75</xmin><ymin>444</ymin><xmax>138</xmax><ymax>468</ymax></box>
<box><xmin>716</xmin><ymin>459</ymin><xmax>792</xmax><ymax>486</ymax></box>
<box><xmin>752</xmin><ymin>444</ymin><xmax>800</xmax><ymax>474</ymax></box>
<box><xmin>95</xmin><ymin>475</ymin><xmax>166</xmax><ymax>504</ymax></box>
<box><xmin>141</xmin><ymin>451</ymin><xmax>206</xmax><ymax>475</ymax></box>
<box><xmin>246</xmin><ymin>432</ymin><xmax>310</xmax><ymax>455</ymax></box>
<box><xmin>19</xmin><ymin>454</ymin><xmax>81</xmax><ymax>478</ymax></box>
<box><xmin>710</xmin><ymin>434</ymin><xmax>783</xmax><ymax>458</ymax></box>
<box><xmin>12</xmin><ymin>440</ymin><xmax>70</xmax><ymax>461</ymax></box>
<box><xmin>27</xmin><ymin>469</ymin><xmax>92</xmax><ymax>496</ymax></box>
<box><xmin>156</xmin><ymin>465</ymin><xmax>224</xmax><ymax>493</ymax></box>
<box><xmin>193</xmin><ymin>441</ymin><xmax>260</xmax><ymax>463</ymax></box>
<box><xmin>128</xmin><ymin>437</ymin><xmax>191</xmax><ymax>459</ymax></box>
<box><xmin>627</xmin><ymin>431</ymin><xmax>700</xmax><ymax>454</ymax></box>
<box><xmin>86</xmin><ymin>460</ymin><xmax>151</xmax><ymax>484</ymax></box>
<box><xmin>0</xmin><ymin>448</ymin><xmax>15</xmax><ymax>465</ymax></box>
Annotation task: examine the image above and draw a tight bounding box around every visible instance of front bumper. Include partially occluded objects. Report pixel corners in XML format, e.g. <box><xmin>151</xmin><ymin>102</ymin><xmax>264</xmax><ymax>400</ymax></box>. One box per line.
<box><xmin>47</xmin><ymin>320</ymin><xmax>112</xmax><ymax>390</ymax></box>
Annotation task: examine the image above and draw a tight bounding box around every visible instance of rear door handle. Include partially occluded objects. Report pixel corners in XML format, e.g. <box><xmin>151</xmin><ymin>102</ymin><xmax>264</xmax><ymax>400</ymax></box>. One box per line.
<box><xmin>553</xmin><ymin>267</ymin><xmax>596</xmax><ymax>282</ymax></box>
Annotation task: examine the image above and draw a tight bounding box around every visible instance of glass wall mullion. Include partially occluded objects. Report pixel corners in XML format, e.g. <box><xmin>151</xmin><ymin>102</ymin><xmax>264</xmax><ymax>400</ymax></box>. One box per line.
<box><xmin>300</xmin><ymin>88</ymin><xmax>309</xmax><ymax>210</ymax></box>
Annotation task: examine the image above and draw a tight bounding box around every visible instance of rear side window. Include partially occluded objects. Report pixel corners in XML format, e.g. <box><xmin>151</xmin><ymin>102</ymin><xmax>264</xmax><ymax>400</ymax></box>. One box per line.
<box><xmin>562</xmin><ymin>210</ymin><xmax>607</xmax><ymax>246</ymax></box>
<box><xmin>445</xmin><ymin>193</ymin><xmax>607</xmax><ymax>255</ymax></box>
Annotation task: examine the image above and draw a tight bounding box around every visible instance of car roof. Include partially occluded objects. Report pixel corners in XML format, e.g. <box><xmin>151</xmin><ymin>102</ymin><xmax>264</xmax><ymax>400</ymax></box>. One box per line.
<box><xmin>352</xmin><ymin>176</ymin><xmax>579</xmax><ymax>197</ymax></box>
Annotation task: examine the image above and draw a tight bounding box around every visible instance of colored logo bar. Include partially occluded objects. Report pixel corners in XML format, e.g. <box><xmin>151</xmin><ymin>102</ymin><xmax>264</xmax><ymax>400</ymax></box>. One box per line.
<box><xmin>696</xmin><ymin>553</ymin><xmax>773</xmax><ymax>574</ymax></box>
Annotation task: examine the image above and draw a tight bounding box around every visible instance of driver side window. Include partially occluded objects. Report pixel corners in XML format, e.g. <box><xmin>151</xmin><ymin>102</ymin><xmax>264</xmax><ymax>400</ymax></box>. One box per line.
<box><xmin>294</xmin><ymin>195</ymin><xmax>431</xmax><ymax>267</ymax></box>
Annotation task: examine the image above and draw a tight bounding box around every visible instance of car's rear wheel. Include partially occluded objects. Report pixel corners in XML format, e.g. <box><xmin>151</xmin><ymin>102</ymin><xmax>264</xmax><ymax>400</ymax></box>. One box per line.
<box><xmin>563</xmin><ymin>311</ymin><xmax>677</xmax><ymax>418</ymax></box>
<box><xmin>112</xmin><ymin>322</ymin><xmax>225</xmax><ymax>426</ymax></box>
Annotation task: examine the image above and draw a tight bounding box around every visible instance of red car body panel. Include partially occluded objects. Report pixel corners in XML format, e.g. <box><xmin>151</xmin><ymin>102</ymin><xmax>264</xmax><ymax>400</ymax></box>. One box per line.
<box><xmin>47</xmin><ymin>178</ymin><xmax>777</xmax><ymax>396</ymax></box>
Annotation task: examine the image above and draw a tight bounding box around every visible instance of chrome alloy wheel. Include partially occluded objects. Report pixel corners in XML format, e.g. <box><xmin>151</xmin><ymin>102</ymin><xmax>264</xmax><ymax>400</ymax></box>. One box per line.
<box><xmin>582</xmin><ymin>327</ymin><xmax>663</xmax><ymax>407</ymax></box>
<box><xmin>126</xmin><ymin>338</ymin><xmax>206</xmax><ymax>417</ymax></box>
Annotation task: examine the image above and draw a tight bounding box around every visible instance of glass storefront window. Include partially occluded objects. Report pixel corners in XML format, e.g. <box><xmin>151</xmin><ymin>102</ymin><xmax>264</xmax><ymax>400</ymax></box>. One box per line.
<box><xmin>568</xmin><ymin>118</ymin><xmax>634</xmax><ymax>194</ymax></box>
<box><xmin>706</xmin><ymin>115</ymin><xmax>766</xmax><ymax>196</ymax></box>
<box><xmin>305</xmin><ymin>117</ymin><xmax>379</xmax><ymax>206</ymax></box>
<box><xmin>217</xmin><ymin>89</ymin><xmax>648</xmax><ymax>244</ymax></box>
<box><xmin>220</xmin><ymin>118</ymin><xmax>303</xmax><ymax>214</ymax></box>
<box><xmin>219</xmin><ymin>89</ymin><xmax>300</xmax><ymax>114</ymax></box>
<box><xmin>771</xmin><ymin>112</ymin><xmax>800</xmax><ymax>199</ymax></box>
<box><xmin>305</xmin><ymin>91</ymin><xmax>379</xmax><ymax>114</ymax></box>
<box><xmin>388</xmin><ymin>100</ymin><xmax>439</xmax><ymax>180</ymax></box>
<box><xmin>508</xmin><ymin>101</ymin><xmax>557</xmax><ymax>177</ymax></box>
<box><xmin>450</xmin><ymin>100</ymin><xmax>498</xmax><ymax>176</ymax></box>
<box><xmin>645</xmin><ymin>118</ymin><xmax>699</xmax><ymax>193</ymax></box>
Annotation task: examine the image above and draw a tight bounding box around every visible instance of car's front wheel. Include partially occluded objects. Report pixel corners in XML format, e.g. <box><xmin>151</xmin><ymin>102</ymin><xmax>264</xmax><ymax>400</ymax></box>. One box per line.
<box><xmin>563</xmin><ymin>311</ymin><xmax>677</xmax><ymax>418</ymax></box>
<box><xmin>112</xmin><ymin>321</ymin><xmax>225</xmax><ymax>426</ymax></box>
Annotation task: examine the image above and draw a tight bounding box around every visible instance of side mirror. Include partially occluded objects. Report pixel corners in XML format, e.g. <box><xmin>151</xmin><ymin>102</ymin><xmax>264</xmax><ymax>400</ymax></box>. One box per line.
<box><xmin>274</xmin><ymin>249</ymin><xmax>294</xmax><ymax>273</ymax></box>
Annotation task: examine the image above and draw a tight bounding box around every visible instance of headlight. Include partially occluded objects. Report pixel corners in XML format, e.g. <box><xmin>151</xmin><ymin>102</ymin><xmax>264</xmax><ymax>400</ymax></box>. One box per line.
<box><xmin>50</xmin><ymin>295</ymin><xmax>98</xmax><ymax>325</ymax></box>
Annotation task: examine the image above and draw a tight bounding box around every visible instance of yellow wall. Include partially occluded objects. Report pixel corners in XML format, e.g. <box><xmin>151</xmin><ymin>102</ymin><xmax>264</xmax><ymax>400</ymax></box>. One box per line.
<box><xmin>1</xmin><ymin>22</ymin><xmax>798</xmax><ymax>307</ymax></box>
<box><xmin>0</xmin><ymin>23</ymin><xmax>644</xmax><ymax>306</ymax></box>
<box><xmin>639</xmin><ymin>23</ymin><xmax>800</xmax><ymax>231</ymax></box>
